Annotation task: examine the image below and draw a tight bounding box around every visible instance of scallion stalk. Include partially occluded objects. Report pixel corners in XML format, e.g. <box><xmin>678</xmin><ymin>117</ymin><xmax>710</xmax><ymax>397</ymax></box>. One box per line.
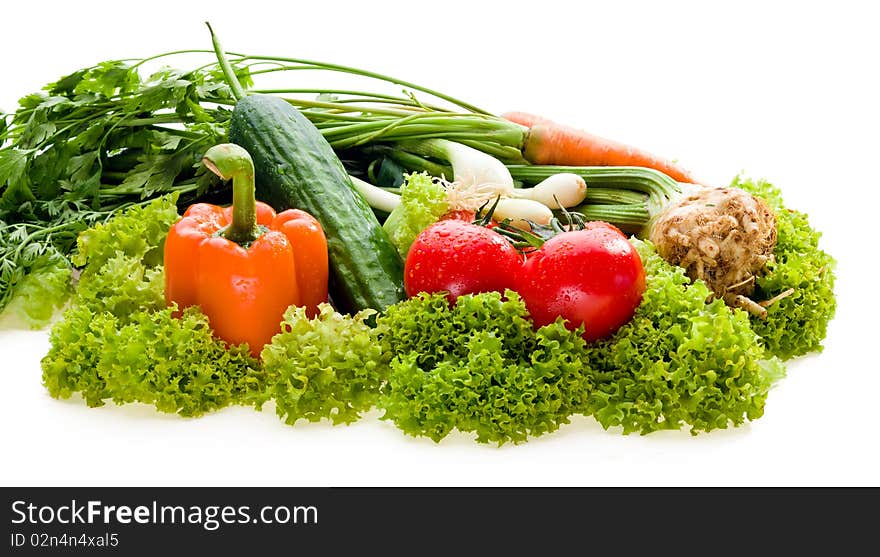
<box><xmin>399</xmin><ymin>139</ymin><xmax>515</xmax><ymax>194</ymax></box>
<box><xmin>349</xmin><ymin>176</ymin><xmax>400</xmax><ymax>214</ymax></box>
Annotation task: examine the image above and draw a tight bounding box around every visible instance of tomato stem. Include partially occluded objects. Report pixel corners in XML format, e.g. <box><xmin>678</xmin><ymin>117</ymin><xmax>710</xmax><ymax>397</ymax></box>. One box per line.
<box><xmin>486</xmin><ymin>199</ymin><xmax>592</xmax><ymax>253</ymax></box>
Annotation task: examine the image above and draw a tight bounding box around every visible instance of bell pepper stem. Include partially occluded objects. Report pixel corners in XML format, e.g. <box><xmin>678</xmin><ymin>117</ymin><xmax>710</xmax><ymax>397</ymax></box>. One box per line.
<box><xmin>202</xmin><ymin>143</ymin><xmax>262</xmax><ymax>245</ymax></box>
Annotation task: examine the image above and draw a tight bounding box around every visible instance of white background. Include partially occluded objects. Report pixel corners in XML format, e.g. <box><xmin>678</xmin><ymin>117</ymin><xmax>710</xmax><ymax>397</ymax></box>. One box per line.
<box><xmin>1</xmin><ymin>0</ymin><xmax>878</xmax><ymax>487</ymax></box>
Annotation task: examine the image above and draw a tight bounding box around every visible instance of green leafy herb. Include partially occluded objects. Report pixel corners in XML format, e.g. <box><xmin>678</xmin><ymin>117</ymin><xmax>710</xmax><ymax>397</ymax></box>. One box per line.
<box><xmin>734</xmin><ymin>176</ymin><xmax>837</xmax><ymax>359</ymax></box>
<box><xmin>0</xmin><ymin>58</ymin><xmax>244</xmax><ymax>316</ymax></box>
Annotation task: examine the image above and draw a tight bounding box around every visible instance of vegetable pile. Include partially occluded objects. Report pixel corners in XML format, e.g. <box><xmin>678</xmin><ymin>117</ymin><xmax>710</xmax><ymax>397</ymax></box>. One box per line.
<box><xmin>2</xmin><ymin>25</ymin><xmax>837</xmax><ymax>444</ymax></box>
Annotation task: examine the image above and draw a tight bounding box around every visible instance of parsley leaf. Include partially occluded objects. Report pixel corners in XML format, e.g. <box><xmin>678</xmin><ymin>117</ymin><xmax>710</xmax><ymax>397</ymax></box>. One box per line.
<box><xmin>0</xmin><ymin>56</ymin><xmax>237</xmax><ymax>317</ymax></box>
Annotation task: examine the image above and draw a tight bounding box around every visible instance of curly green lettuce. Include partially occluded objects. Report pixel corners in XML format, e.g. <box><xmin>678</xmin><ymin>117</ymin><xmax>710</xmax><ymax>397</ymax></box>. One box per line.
<box><xmin>42</xmin><ymin>304</ymin><xmax>117</xmax><ymax>406</ymax></box>
<box><xmin>71</xmin><ymin>194</ymin><xmax>178</xmax><ymax>319</ymax></box>
<box><xmin>72</xmin><ymin>193</ymin><xmax>180</xmax><ymax>272</ymax></box>
<box><xmin>377</xmin><ymin>291</ymin><xmax>593</xmax><ymax>445</ymax></box>
<box><xmin>38</xmin><ymin>185</ymin><xmax>811</xmax><ymax>441</ymax></box>
<box><xmin>583</xmin><ymin>240</ymin><xmax>786</xmax><ymax>435</ymax></box>
<box><xmin>41</xmin><ymin>194</ymin><xmax>269</xmax><ymax>416</ymax></box>
<box><xmin>5</xmin><ymin>194</ymin><xmax>179</xmax><ymax>328</ymax></box>
<box><xmin>734</xmin><ymin>176</ymin><xmax>837</xmax><ymax>359</ymax></box>
<box><xmin>5</xmin><ymin>253</ymin><xmax>72</xmax><ymax>328</ymax></box>
<box><xmin>262</xmin><ymin>304</ymin><xmax>389</xmax><ymax>426</ymax></box>
<box><xmin>382</xmin><ymin>172</ymin><xmax>448</xmax><ymax>257</ymax></box>
<box><xmin>76</xmin><ymin>253</ymin><xmax>166</xmax><ymax>319</ymax></box>
<box><xmin>42</xmin><ymin>306</ymin><xmax>266</xmax><ymax>415</ymax></box>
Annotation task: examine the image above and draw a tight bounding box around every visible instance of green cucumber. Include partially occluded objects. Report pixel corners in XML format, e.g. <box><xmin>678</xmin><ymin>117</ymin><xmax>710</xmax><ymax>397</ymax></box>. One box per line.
<box><xmin>228</xmin><ymin>94</ymin><xmax>405</xmax><ymax>314</ymax></box>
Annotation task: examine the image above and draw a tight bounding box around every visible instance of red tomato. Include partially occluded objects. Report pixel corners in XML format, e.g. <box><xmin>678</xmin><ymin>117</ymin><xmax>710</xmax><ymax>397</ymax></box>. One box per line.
<box><xmin>516</xmin><ymin>222</ymin><xmax>646</xmax><ymax>341</ymax></box>
<box><xmin>405</xmin><ymin>219</ymin><xmax>522</xmax><ymax>302</ymax></box>
<box><xmin>439</xmin><ymin>210</ymin><xmax>501</xmax><ymax>229</ymax></box>
<box><xmin>439</xmin><ymin>209</ymin><xmax>476</xmax><ymax>221</ymax></box>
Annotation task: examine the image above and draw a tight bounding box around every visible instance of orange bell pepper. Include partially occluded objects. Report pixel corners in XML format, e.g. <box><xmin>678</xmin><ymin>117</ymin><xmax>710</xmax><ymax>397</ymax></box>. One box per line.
<box><xmin>164</xmin><ymin>144</ymin><xmax>328</xmax><ymax>357</ymax></box>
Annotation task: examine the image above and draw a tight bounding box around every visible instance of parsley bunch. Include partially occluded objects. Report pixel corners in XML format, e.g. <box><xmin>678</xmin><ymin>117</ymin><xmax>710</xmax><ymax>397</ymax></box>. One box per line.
<box><xmin>0</xmin><ymin>57</ymin><xmax>245</xmax><ymax>321</ymax></box>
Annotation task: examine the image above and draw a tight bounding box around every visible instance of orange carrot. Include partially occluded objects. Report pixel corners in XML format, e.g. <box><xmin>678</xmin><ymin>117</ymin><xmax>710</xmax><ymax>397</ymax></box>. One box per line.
<box><xmin>502</xmin><ymin>111</ymin><xmax>553</xmax><ymax>129</ymax></box>
<box><xmin>502</xmin><ymin>111</ymin><xmax>700</xmax><ymax>184</ymax></box>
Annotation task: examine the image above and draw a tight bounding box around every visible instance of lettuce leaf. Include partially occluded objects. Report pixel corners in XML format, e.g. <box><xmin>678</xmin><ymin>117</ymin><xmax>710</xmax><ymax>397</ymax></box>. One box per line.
<box><xmin>377</xmin><ymin>245</ymin><xmax>788</xmax><ymax>443</ymax></box>
<box><xmin>41</xmin><ymin>194</ymin><xmax>268</xmax><ymax>416</ymax></box>
<box><xmin>734</xmin><ymin>176</ymin><xmax>837</xmax><ymax>359</ymax></box>
<box><xmin>71</xmin><ymin>193</ymin><xmax>177</xmax><ymax>320</ymax></box>
<box><xmin>262</xmin><ymin>304</ymin><xmax>388</xmax><ymax>426</ymax></box>
<box><xmin>39</xmin><ymin>187</ymin><xmax>810</xmax><ymax>442</ymax></box>
<box><xmin>382</xmin><ymin>172</ymin><xmax>447</xmax><ymax>257</ymax></box>
<box><xmin>72</xmin><ymin>192</ymin><xmax>179</xmax><ymax>271</ymax></box>
<box><xmin>377</xmin><ymin>291</ymin><xmax>592</xmax><ymax>445</ymax></box>
<box><xmin>42</xmin><ymin>305</ymin><xmax>266</xmax><ymax>415</ymax></box>
<box><xmin>583</xmin><ymin>240</ymin><xmax>786</xmax><ymax>435</ymax></box>
<box><xmin>2</xmin><ymin>193</ymin><xmax>179</xmax><ymax>328</ymax></box>
<box><xmin>5</xmin><ymin>252</ymin><xmax>72</xmax><ymax>328</ymax></box>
